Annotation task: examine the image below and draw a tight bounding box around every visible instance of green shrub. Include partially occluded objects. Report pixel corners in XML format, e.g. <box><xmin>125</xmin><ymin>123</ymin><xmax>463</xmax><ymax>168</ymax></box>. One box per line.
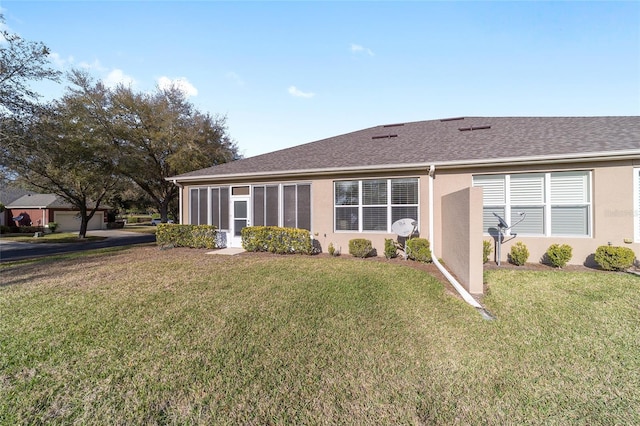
<box><xmin>47</xmin><ymin>222</ymin><xmax>58</xmax><ymax>233</ymax></box>
<box><xmin>509</xmin><ymin>242</ymin><xmax>529</xmax><ymax>266</ymax></box>
<box><xmin>156</xmin><ymin>224</ymin><xmax>219</xmax><ymax>249</ymax></box>
<box><xmin>327</xmin><ymin>242</ymin><xmax>340</xmax><ymax>257</ymax></box>
<box><xmin>406</xmin><ymin>238</ymin><xmax>432</xmax><ymax>263</ymax></box>
<box><xmin>384</xmin><ymin>238</ymin><xmax>397</xmax><ymax>259</ymax></box>
<box><xmin>594</xmin><ymin>245</ymin><xmax>636</xmax><ymax>271</ymax></box>
<box><xmin>545</xmin><ymin>243</ymin><xmax>573</xmax><ymax>268</ymax></box>
<box><xmin>483</xmin><ymin>240</ymin><xmax>492</xmax><ymax>264</ymax></box>
<box><xmin>241</xmin><ymin>226</ymin><xmax>313</xmax><ymax>255</ymax></box>
<box><xmin>0</xmin><ymin>225</ymin><xmax>10</xmax><ymax>234</ymax></box>
<box><xmin>349</xmin><ymin>239</ymin><xmax>373</xmax><ymax>258</ymax></box>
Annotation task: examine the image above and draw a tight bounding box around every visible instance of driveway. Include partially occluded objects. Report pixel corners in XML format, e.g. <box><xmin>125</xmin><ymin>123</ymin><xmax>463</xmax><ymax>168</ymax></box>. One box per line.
<box><xmin>0</xmin><ymin>230</ymin><xmax>156</xmax><ymax>263</ymax></box>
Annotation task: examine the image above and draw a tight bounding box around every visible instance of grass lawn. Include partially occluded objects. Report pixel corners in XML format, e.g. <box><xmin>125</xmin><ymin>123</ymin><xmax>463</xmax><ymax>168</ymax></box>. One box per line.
<box><xmin>1</xmin><ymin>247</ymin><xmax>639</xmax><ymax>424</ymax></box>
<box><xmin>0</xmin><ymin>232</ymin><xmax>106</xmax><ymax>243</ymax></box>
<box><xmin>121</xmin><ymin>224</ymin><xmax>158</xmax><ymax>234</ymax></box>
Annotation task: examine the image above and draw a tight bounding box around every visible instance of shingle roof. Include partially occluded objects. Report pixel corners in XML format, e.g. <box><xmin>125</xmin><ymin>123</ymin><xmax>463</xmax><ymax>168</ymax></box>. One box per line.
<box><xmin>0</xmin><ymin>187</ymin><xmax>31</xmax><ymax>205</ymax></box>
<box><xmin>6</xmin><ymin>194</ymin><xmax>71</xmax><ymax>208</ymax></box>
<box><xmin>172</xmin><ymin>116</ymin><xmax>640</xmax><ymax>180</ymax></box>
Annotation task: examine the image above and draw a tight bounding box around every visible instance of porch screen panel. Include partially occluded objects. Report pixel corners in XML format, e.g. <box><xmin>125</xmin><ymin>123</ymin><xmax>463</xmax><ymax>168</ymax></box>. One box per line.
<box><xmin>190</xmin><ymin>188</ymin><xmax>199</xmax><ymax>225</ymax></box>
<box><xmin>283</xmin><ymin>185</ymin><xmax>296</xmax><ymax>228</ymax></box>
<box><xmin>265</xmin><ymin>186</ymin><xmax>279</xmax><ymax>226</ymax></box>
<box><xmin>199</xmin><ymin>189</ymin><xmax>208</xmax><ymax>225</ymax></box>
<box><xmin>296</xmin><ymin>184</ymin><xmax>311</xmax><ymax>231</ymax></box>
<box><xmin>253</xmin><ymin>187</ymin><xmax>265</xmax><ymax>227</ymax></box>
<box><xmin>211</xmin><ymin>188</ymin><xmax>220</xmax><ymax>228</ymax></box>
<box><xmin>219</xmin><ymin>187</ymin><xmax>229</xmax><ymax>230</ymax></box>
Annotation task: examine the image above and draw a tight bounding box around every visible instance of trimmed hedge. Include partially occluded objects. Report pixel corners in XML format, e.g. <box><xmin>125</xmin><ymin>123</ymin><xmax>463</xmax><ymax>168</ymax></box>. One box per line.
<box><xmin>241</xmin><ymin>226</ymin><xmax>313</xmax><ymax>255</ymax></box>
<box><xmin>545</xmin><ymin>243</ymin><xmax>573</xmax><ymax>268</ymax></box>
<box><xmin>594</xmin><ymin>245</ymin><xmax>636</xmax><ymax>271</ymax></box>
<box><xmin>384</xmin><ymin>238</ymin><xmax>397</xmax><ymax>259</ymax></box>
<box><xmin>349</xmin><ymin>239</ymin><xmax>373</xmax><ymax>258</ymax></box>
<box><xmin>509</xmin><ymin>242</ymin><xmax>530</xmax><ymax>266</ymax></box>
<box><xmin>406</xmin><ymin>238</ymin><xmax>432</xmax><ymax>263</ymax></box>
<box><xmin>483</xmin><ymin>240</ymin><xmax>492</xmax><ymax>264</ymax></box>
<box><xmin>156</xmin><ymin>224</ymin><xmax>219</xmax><ymax>249</ymax></box>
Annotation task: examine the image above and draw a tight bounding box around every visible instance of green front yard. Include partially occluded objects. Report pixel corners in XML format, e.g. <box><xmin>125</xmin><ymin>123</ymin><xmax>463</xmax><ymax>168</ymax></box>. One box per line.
<box><xmin>1</xmin><ymin>247</ymin><xmax>638</xmax><ymax>424</ymax></box>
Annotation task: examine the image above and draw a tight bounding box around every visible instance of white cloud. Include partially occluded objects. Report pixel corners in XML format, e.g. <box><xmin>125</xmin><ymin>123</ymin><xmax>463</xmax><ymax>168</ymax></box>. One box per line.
<box><xmin>350</xmin><ymin>43</ymin><xmax>374</xmax><ymax>56</ymax></box>
<box><xmin>288</xmin><ymin>86</ymin><xmax>315</xmax><ymax>99</ymax></box>
<box><xmin>103</xmin><ymin>69</ymin><xmax>136</xmax><ymax>88</ymax></box>
<box><xmin>157</xmin><ymin>76</ymin><xmax>198</xmax><ymax>97</ymax></box>
<box><xmin>48</xmin><ymin>52</ymin><xmax>73</xmax><ymax>69</ymax></box>
<box><xmin>79</xmin><ymin>59</ymin><xmax>107</xmax><ymax>71</ymax></box>
<box><xmin>226</xmin><ymin>71</ymin><xmax>245</xmax><ymax>87</ymax></box>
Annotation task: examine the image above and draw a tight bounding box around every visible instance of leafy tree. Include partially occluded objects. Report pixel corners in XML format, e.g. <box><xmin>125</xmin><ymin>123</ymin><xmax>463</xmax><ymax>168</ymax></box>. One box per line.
<box><xmin>0</xmin><ymin>14</ymin><xmax>62</xmax><ymax>187</ymax></box>
<box><xmin>0</xmin><ymin>14</ymin><xmax>61</xmax><ymax>118</ymax></box>
<box><xmin>3</xmin><ymin>101</ymin><xmax>120</xmax><ymax>238</ymax></box>
<box><xmin>67</xmin><ymin>71</ymin><xmax>239</xmax><ymax>222</ymax></box>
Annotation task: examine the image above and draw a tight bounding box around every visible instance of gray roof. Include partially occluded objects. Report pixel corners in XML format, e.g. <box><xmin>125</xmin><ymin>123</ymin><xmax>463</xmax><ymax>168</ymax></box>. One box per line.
<box><xmin>6</xmin><ymin>193</ymin><xmax>72</xmax><ymax>209</ymax></box>
<box><xmin>172</xmin><ymin>116</ymin><xmax>640</xmax><ymax>181</ymax></box>
<box><xmin>0</xmin><ymin>187</ymin><xmax>31</xmax><ymax>205</ymax></box>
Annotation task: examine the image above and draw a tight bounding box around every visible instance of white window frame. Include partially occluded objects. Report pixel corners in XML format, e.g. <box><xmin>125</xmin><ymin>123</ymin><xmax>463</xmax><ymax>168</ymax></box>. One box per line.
<box><xmin>251</xmin><ymin>183</ymin><xmax>312</xmax><ymax>231</ymax></box>
<box><xmin>334</xmin><ymin>178</ymin><xmax>419</xmax><ymax>233</ymax></box>
<box><xmin>634</xmin><ymin>168</ymin><xmax>640</xmax><ymax>243</ymax></box>
<box><xmin>473</xmin><ymin>171</ymin><xmax>592</xmax><ymax>237</ymax></box>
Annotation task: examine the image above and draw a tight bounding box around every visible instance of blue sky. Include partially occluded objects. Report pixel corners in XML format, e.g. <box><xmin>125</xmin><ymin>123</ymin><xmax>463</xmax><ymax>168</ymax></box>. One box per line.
<box><xmin>2</xmin><ymin>1</ymin><xmax>639</xmax><ymax>157</ymax></box>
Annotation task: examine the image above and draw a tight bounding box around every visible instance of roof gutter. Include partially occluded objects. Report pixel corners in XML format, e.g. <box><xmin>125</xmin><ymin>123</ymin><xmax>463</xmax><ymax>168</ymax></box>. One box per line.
<box><xmin>428</xmin><ymin>164</ymin><xmax>486</xmax><ymax>314</ymax></box>
<box><xmin>167</xmin><ymin>149</ymin><xmax>640</xmax><ymax>183</ymax></box>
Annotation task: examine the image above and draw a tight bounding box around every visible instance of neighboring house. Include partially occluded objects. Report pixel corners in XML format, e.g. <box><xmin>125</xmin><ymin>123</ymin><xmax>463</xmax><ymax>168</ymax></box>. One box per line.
<box><xmin>0</xmin><ymin>187</ymin><xmax>31</xmax><ymax>227</ymax></box>
<box><xmin>3</xmin><ymin>191</ymin><xmax>108</xmax><ymax>232</ymax></box>
<box><xmin>169</xmin><ymin>116</ymin><xmax>640</xmax><ymax>294</ymax></box>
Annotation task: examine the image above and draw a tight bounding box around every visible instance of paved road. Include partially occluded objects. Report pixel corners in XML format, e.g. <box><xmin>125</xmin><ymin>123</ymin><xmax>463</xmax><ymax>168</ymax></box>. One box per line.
<box><xmin>0</xmin><ymin>230</ymin><xmax>156</xmax><ymax>263</ymax></box>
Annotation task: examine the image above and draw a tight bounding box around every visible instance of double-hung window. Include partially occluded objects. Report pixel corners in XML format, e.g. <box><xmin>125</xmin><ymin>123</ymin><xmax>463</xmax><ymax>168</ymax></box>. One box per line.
<box><xmin>334</xmin><ymin>178</ymin><xmax>418</xmax><ymax>232</ymax></box>
<box><xmin>473</xmin><ymin>171</ymin><xmax>591</xmax><ymax>237</ymax></box>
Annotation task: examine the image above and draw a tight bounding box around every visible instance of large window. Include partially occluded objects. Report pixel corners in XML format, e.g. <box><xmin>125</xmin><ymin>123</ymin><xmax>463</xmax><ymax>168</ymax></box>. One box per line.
<box><xmin>473</xmin><ymin>171</ymin><xmax>591</xmax><ymax>236</ymax></box>
<box><xmin>252</xmin><ymin>183</ymin><xmax>311</xmax><ymax>231</ymax></box>
<box><xmin>334</xmin><ymin>178</ymin><xmax>419</xmax><ymax>232</ymax></box>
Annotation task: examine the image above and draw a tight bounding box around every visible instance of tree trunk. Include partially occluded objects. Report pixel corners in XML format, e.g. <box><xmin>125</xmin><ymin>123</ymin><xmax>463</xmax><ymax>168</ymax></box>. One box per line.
<box><xmin>159</xmin><ymin>201</ymin><xmax>170</xmax><ymax>223</ymax></box>
<box><xmin>78</xmin><ymin>214</ymin><xmax>88</xmax><ymax>238</ymax></box>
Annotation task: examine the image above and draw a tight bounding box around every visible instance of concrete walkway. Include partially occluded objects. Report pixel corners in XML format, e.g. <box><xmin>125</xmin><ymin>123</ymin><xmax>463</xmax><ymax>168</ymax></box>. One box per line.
<box><xmin>207</xmin><ymin>247</ymin><xmax>246</xmax><ymax>256</ymax></box>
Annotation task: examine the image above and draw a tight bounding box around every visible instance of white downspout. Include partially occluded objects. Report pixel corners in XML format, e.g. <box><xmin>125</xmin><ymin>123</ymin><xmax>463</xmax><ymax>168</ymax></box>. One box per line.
<box><xmin>173</xmin><ymin>180</ymin><xmax>183</xmax><ymax>224</ymax></box>
<box><xmin>428</xmin><ymin>165</ymin><xmax>482</xmax><ymax>309</ymax></box>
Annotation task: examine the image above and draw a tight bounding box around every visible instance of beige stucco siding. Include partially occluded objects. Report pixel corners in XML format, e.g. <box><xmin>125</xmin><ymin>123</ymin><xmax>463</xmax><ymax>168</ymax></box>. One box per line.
<box><xmin>177</xmin><ymin>159</ymin><xmax>639</xmax><ymax>267</ymax></box>
<box><xmin>440</xmin><ymin>160</ymin><xmax>639</xmax><ymax>266</ymax></box>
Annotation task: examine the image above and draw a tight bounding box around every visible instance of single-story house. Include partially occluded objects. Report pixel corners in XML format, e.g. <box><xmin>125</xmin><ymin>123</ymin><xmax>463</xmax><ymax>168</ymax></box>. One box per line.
<box><xmin>0</xmin><ymin>187</ymin><xmax>31</xmax><ymax>227</ymax></box>
<box><xmin>4</xmin><ymin>192</ymin><xmax>108</xmax><ymax>232</ymax></box>
<box><xmin>168</xmin><ymin>116</ymin><xmax>640</xmax><ymax>295</ymax></box>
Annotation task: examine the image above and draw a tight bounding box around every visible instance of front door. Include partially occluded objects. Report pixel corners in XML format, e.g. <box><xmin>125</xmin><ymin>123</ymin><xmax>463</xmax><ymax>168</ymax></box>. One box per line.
<box><xmin>230</xmin><ymin>196</ymin><xmax>250</xmax><ymax>247</ymax></box>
